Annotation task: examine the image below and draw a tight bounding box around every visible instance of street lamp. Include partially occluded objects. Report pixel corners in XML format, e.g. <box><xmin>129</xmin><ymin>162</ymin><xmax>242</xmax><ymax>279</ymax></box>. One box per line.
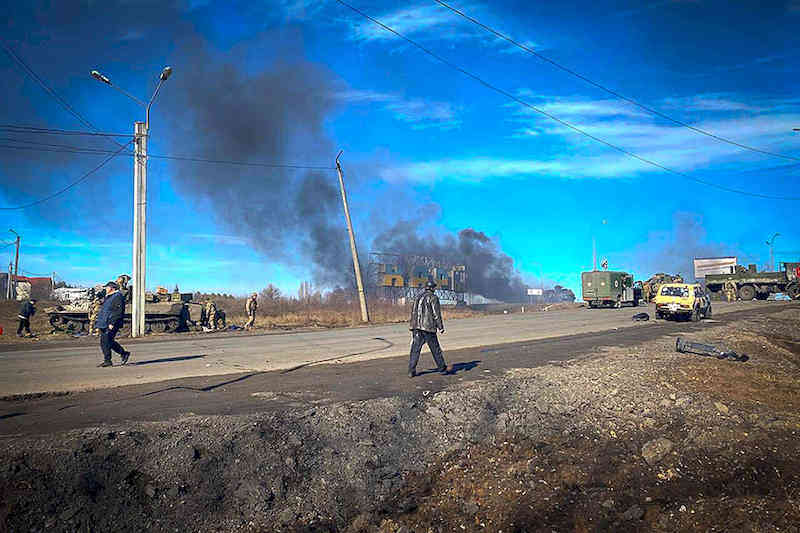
<box><xmin>766</xmin><ymin>233</ymin><xmax>780</xmax><ymax>272</ymax></box>
<box><xmin>91</xmin><ymin>66</ymin><xmax>173</xmax><ymax>337</ymax></box>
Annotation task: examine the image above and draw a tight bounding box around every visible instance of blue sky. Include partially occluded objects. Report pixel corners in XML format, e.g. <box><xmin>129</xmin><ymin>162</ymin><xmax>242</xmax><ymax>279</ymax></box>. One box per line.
<box><xmin>1</xmin><ymin>0</ymin><xmax>798</xmax><ymax>297</ymax></box>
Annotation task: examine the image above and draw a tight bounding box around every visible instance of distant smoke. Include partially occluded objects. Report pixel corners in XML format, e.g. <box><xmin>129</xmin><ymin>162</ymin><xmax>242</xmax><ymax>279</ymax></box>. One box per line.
<box><xmin>632</xmin><ymin>212</ymin><xmax>741</xmax><ymax>280</ymax></box>
<box><xmin>373</xmin><ymin>221</ymin><xmax>527</xmax><ymax>301</ymax></box>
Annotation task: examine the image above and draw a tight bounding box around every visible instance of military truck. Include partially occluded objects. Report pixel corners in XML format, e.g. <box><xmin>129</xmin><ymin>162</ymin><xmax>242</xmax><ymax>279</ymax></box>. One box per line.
<box><xmin>705</xmin><ymin>262</ymin><xmax>800</xmax><ymax>301</ymax></box>
<box><xmin>45</xmin><ymin>289</ymin><xmax>206</xmax><ymax>333</ymax></box>
<box><xmin>581</xmin><ymin>270</ymin><xmax>640</xmax><ymax>308</ymax></box>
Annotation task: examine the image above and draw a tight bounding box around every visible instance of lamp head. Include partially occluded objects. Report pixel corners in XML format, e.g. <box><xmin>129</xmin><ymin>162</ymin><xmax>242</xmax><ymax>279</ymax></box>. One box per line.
<box><xmin>91</xmin><ymin>70</ymin><xmax>112</xmax><ymax>85</ymax></box>
<box><xmin>160</xmin><ymin>66</ymin><xmax>172</xmax><ymax>81</ymax></box>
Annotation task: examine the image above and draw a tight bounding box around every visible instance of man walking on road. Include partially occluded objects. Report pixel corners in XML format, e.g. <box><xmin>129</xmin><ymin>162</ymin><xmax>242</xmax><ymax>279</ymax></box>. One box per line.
<box><xmin>408</xmin><ymin>280</ymin><xmax>448</xmax><ymax>378</ymax></box>
<box><xmin>95</xmin><ymin>281</ymin><xmax>130</xmax><ymax>367</ymax></box>
<box><xmin>17</xmin><ymin>298</ymin><xmax>36</xmax><ymax>337</ymax></box>
<box><xmin>245</xmin><ymin>293</ymin><xmax>258</xmax><ymax>330</ymax></box>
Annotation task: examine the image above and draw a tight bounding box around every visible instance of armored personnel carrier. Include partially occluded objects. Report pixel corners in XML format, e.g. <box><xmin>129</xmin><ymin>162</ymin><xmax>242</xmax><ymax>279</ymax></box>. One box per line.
<box><xmin>45</xmin><ymin>288</ymin><xmax>205</xmax><ymax>334</ymax></box>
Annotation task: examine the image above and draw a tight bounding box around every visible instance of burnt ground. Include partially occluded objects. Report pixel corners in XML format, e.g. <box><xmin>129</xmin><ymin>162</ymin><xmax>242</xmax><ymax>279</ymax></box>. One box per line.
<box><xmin>1</xmin><ymin>305</ymin><xmax>799</xmax><ymax>532</ymax></box>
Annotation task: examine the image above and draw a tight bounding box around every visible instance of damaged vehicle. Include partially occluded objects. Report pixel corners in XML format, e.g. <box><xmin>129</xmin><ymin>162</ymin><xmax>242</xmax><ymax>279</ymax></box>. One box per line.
<box><xmin>654</xmin><ymin>283</ymin><xmax>711</xmax><ymax>321</ymax></box>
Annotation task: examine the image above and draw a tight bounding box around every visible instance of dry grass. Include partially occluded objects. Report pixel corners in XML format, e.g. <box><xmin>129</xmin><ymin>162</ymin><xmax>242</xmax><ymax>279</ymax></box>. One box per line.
<box><xmin>224</xmin><ymin>299</ymin><xmax>486</xmax><ymax>329</ymax></box>
<box><xmin>0</xmin><ymin>299</ymin><xmax>56</xmax><ymax>342</ymax></box>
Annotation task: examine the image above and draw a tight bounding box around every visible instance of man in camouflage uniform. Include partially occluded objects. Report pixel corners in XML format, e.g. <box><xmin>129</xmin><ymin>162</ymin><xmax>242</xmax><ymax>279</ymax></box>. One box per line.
<box><xmin>244</xmin><ymin>293</ymin><xmax>258</xmax><ymax>330</ymax></box>
<box><xmin>116</xmin><ymin>274</ymin><xmax>131</xmax><ymax>300</ymax></box>
<box><xmin>205</xmin><ymin>300</ymin><xmax>218</xmax><ymax>330</ymax></box>
<box><xmin>724</xmin><ymin>280</ymin><xmax>737</xmax><ymax>302</ymax></box>
<box><xmin>88</xmin><ymin>288</ymin><xmax>105</xmax><ymax>336</ymax></box>
<box><xmin>641</xmin><ymin>281</ymin><xmax>651</xmax><ymax>304</ymax></box>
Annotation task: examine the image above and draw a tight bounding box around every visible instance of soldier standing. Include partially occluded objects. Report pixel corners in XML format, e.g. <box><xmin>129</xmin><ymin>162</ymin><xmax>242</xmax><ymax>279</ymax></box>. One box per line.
<box><xmin>724</xmin><ymin>280</ymin><xmax>737</xmax><ymax>302</ymax></box>
<box><xmin>88</xmin><ymin>288</ymin><xmax>105</xmax><ymax>336</ymax></box>
<box><xmin>244</xmin><ymin>293</ymin><xmax>258</xmax><ymax>330</ymax></box>
<box><xmin>205</xmin><ymin>300</ymin><xmax>218</xmax><ymax>330</ymax></box>
<box><xmin>116</xmin><ymin>274</ymin><xmax>131</xmax><ymax>299</ymax></box>
<box><xmin>642</xmin><ymin>281</ymin><xmax>651</xmax><ymax>304</ymax></box>
<box><xmin>408</xmin><ymin>280</ymin><xmax>449</xmax><ymax>378</ymax></box>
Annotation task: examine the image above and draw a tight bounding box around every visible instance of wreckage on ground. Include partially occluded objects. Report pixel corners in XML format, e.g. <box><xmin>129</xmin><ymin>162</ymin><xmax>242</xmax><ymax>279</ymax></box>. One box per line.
<box><xmin>45</xmin><ymin>287</ymin><xmax>211</xmax><ymax>334</ymax></box>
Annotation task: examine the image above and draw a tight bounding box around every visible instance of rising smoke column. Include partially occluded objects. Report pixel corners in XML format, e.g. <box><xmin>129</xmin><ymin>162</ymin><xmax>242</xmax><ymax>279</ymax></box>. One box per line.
<box><xmin>373</xmin><ymin>221</ymin><xmax>527</xmax><ymax>301</ymax></box>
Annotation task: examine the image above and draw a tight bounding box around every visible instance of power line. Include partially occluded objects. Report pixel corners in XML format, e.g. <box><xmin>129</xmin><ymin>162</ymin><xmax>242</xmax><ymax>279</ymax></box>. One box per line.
<box><xmin>1</xmin><ymin>42</ymin><xmax>108</xmax><ymax>135</ymax></box>
<box><xmin>0</xmin><ymin>140</ymin><xmax>336</xmax><ymax>169</ymax></box>
<box><xmin>432</xmin><ymin>0</ymin><xmax>800</xmax><ymax>163</ymax></box>
<box><xmin>0</xmin><ymin>140</ymin><xmax>133</xmax><ymax>210</ymax></box>
<box><xmin>334</xmin><ymin>0</ymin><xmax>800</xmax><ymax>201</ymax></box>
<box><xmin>0</xmin><ymin>125</ymin><xmax>132</xmax><ymax>137</ymax></box>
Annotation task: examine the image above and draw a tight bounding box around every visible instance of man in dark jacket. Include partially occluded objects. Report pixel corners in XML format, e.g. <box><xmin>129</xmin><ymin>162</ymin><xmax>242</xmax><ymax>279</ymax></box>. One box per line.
<box><xmin>17</xmin><ymin>298</ymin><xmax>36</xmax><ymax>337</ymax></box>
<box><xmin>95</xmin><ymin>281</ymin><xmax>131</xmax><ymax>367</ymax></box>
<box><xmin>408</xmin><ymin>280</ymin><xmax>448</xmax><ymax>378</ymax></box>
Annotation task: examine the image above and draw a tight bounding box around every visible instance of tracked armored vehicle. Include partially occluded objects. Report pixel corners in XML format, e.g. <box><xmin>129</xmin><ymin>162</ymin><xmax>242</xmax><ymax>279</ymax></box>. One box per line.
<box><xmin>45</xmin><ymin>289</ymin><xmax>205</xmax><ymax>334</ymax></box>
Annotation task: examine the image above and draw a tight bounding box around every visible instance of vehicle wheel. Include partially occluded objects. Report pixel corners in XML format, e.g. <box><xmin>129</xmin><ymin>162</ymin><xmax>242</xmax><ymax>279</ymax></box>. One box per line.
<box><xmin>738</xmin><ymin>285</ymin><xmax>755</xmax><ymax>301</ymax></box>
<box><xmin>786</xmin><ymin>284</ymin><xmax>800</xmax><ymax>300</ymax></box>
<box><xmin>49</xmin><ymin>315</ymin><xmax>64</xmax><ymax>328</ymax></box>
<box><xmin>755</xmin><ymin>292</ymin><xmax>769</xmax><ymax>301</ymax></box>
<box><xmin>151</xmin><ymin>321</ymin><xmax>167</xmax><ymax>333</ymax></box>
<box><xmin>166</xmin><ymin>319</ymin><xmax>180</xmax><ymax>331</ymax></box>
<box><xmin>691</xmin><ymin>307</ymin><xmax>700</xmax><ymax>322</ymax></box>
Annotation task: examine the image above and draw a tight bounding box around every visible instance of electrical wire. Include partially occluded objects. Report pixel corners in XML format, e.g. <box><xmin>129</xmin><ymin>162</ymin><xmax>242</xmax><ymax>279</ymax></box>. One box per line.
<box><xmin>1</xmin><ymin>42</ymin><xmax>125</xmax><ymax>143</ymax></box>
<box><xmin>334</xmin><ymin>0</ymin><xmax>800</xmax><ymax>200</ymax></box>
<box><xmin>432</xmin><ymin>0</ymin><xmax>800</xmax><ymax>163</ymax></box>
<box><xmin>0</xmin><ymin>139</ymin><xmax>336</xmax><ymax>169</ymax></box>
<box><xmin>0</xmin><ymin>125</ymin><xmax>132</xmax><ymax>137</ymax></box>
<box><xmin>0</xmin><ymin>140</ymin><xmax>133</xmax><ymax>210</ymax></box>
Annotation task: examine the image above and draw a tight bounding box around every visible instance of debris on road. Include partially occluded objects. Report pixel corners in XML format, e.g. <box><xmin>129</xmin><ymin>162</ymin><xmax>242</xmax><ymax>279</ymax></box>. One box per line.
<box><xmin>632</xmin><ymin>312</ymin><xmax>650</xmax><ymax>321</ymax></box>
<box><xmin>675</xmin><ymin>337</ymin><xmax>749</xmax><ymax>362</ymax></box>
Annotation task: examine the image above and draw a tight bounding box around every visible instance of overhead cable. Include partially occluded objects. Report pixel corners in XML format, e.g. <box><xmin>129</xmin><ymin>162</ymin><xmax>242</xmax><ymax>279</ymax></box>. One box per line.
<box><xmin>432</xmin><ymin>0</ymin><xmax>799</xmax><ymax>163</ymax></box>
<box><xmin>0</xmin><ymin>125</ymin><xmax>132</xmax><ymax>138</ymax></box>
<box><xmin>0</xmin><ymin>140</ymin><xmax>133</xmax><ymax>210</ymax></box>
<box><xmin>1</xmin><ymin>42</ymin><xmax>128</xmax><ymax>149</ymax></box>
<box><xmin>0</xmin><ymin>140</ymin><xmax>335</xmax><ymax>170</ymax></box>
<box><xmin>334</xmin><ymin>0</ymin><xmax>800</xmax><ymax>200</ymax></box>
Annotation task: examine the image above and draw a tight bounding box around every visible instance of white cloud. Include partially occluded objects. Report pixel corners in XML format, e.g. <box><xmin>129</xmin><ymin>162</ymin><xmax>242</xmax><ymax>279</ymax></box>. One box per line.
<box><xmin>383</xmin><ymin>95</ymin><xmax>800</xmax><ymax>183</ymax></box>
<box><xmin>349</xmin><ymin>4</ymin><xmax>466</xmax><ymax>42</ymax></box>
<box><xmin>337</xmin><ymin>89</ymin><xmax>461</xmax><ymax>129</ymax></box>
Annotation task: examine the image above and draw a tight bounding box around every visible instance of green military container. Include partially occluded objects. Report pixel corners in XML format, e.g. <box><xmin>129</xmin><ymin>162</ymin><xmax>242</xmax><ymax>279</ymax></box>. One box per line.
<box><xmin>581</xmin><ymin>270</ymin><xmax>640</xmax><ymax>308</ymax></box>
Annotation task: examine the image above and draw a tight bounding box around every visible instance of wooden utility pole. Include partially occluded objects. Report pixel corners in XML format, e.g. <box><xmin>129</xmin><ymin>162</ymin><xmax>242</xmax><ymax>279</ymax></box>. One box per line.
<box><xmin>335</xmin><ymin>151</ymin><xmax>370</xmax><ymax>322</ymax></box>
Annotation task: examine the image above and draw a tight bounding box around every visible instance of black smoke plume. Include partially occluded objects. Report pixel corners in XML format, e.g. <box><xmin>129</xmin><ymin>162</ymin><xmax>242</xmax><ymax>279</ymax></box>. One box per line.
<box><xmin>373</xmin><ymin>221</ymin><xmax>527</xmax><ymax>301</ymax></box>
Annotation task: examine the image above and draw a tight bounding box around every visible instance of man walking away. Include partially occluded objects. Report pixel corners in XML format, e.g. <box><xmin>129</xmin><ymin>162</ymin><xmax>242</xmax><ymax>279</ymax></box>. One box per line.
<box><xmin>245</xmin><ymin>293</ymin><xmax>258</xmax><ymax>330</ymax></box>
<box><xmin>17</xmin><ymin>298</ymin><xmax>36</xmax><ymax>337</ymax></box>
<box><xmin>95</xmin><ymin>281</ymin><xmax>130</xmax><ymax>367</ymax></box>
<box><xmin>205</xmin><ymin>300</ymin><xmax>218</xmax><ymax>331</ymax></box>
<box><xmin>408</xmin><ymin>280</ymin><xmax>448</xmax><ymax>378</ymax></box>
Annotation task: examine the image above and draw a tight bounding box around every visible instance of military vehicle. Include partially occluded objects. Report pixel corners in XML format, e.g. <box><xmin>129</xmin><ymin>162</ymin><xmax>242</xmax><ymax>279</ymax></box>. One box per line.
<box><xmin>642</xmin><ymin>272</ymin><xmax>683</xmax><ymax>302</ymax></box>
<box><xmin>581</xmin><ymin>270</ymin><xmax>640</xmax><ymax>308</ymax></box>
<box><xmin>705</xmin><ymin>262</ymin><xmax>800</xmax><ymax>301</ymax></box>
<box><xmin>543</xmin><ymin>285</ymin><xmax>576</xmax><ymax>303</ymax></box>
<box><xmin>45</xmin><ymin>289</ymin><xmax>206</xmax><ymax>333</ymax></box>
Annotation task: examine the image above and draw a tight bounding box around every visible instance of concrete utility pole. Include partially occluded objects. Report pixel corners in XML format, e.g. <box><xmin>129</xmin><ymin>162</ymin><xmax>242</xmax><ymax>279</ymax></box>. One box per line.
<box><xmin>335</xmin><ymin>151</ymin><xmax>369</xmax><ymax>322</ymax></box>
<box><xmin>9</xmin><ymin>229</ymin><xmax>20</xmax><ymax>279</ymax></box>
<box><xmin>92</xmin><ymin>66</ymin><xmax>172</xmax><ymax>337</ymax></box>
<box><xmin>766</xmin><ymin>233</ymin><xmax>780</xmax><ymax>272</ymax></box>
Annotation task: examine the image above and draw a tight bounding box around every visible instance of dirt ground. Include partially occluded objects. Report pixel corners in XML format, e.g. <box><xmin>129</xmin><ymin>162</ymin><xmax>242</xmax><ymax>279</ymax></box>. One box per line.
<box><xmin>0</xmin><ymin>299</ymin><xmax>486</xmax><ymax>347</ymax></box>
<box><xmin>1</xmin><ymin>307</ymin><xmax>798</xmax><ymax>532</ymax></box>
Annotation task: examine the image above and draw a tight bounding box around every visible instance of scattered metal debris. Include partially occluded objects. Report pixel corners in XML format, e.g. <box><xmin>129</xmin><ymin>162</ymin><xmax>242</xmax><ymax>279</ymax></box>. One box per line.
<box><xmin>675</xmin><ymin>337</ymin><xmax>749</xmax><ymax>362</ymax></box>
<box><xmin>632</xmin><ymin>312</ymin><xmax>650</xmax><ymax>322</ymax></box>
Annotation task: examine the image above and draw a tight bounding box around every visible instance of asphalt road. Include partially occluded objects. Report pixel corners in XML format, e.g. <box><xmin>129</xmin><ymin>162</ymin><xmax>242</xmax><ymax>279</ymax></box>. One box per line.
<box><xmin>0</xmin><ymin>301</ymin><xmax>776</xmax><ymax>397</ymax></box>
<box><xmin>0</xmin><ymin>301</ymin><xmax>792</xmax><ymax>437</ymax></box>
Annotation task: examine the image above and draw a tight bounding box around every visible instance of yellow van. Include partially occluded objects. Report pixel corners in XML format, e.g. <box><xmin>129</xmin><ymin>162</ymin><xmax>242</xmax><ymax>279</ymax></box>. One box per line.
<box><xmin>654</xmin><ymin>283</ymin><xmax>711</xmax><ymax>321</ymax></box>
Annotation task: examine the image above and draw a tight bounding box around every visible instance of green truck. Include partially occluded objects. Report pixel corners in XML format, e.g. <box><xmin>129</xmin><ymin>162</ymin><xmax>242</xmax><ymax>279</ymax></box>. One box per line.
<box><xmin>705</xmin><ymin>262</ymin><xmax>800</xmax><ymax>301</ymax></box>
<box><xmin>581</xmin><ymin>270</ymin><xmax>640</xmax><ymax>308</ymax></box>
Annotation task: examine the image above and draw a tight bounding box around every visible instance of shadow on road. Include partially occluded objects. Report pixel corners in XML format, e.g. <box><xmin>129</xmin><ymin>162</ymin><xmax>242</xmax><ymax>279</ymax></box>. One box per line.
<box><xmin>0</xmin><ymin>412</ymin><xmax>25</xmax><ymax>420</ymax></box>
<box><xmin>130</xmin><ymin>355</ymin><xmax>206</xmax><ymax>366</ymax></box>
<box><xmin>449</xmin><ymin>360</ymin><xmax>481</xmax><ymax>374</ymax></box>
